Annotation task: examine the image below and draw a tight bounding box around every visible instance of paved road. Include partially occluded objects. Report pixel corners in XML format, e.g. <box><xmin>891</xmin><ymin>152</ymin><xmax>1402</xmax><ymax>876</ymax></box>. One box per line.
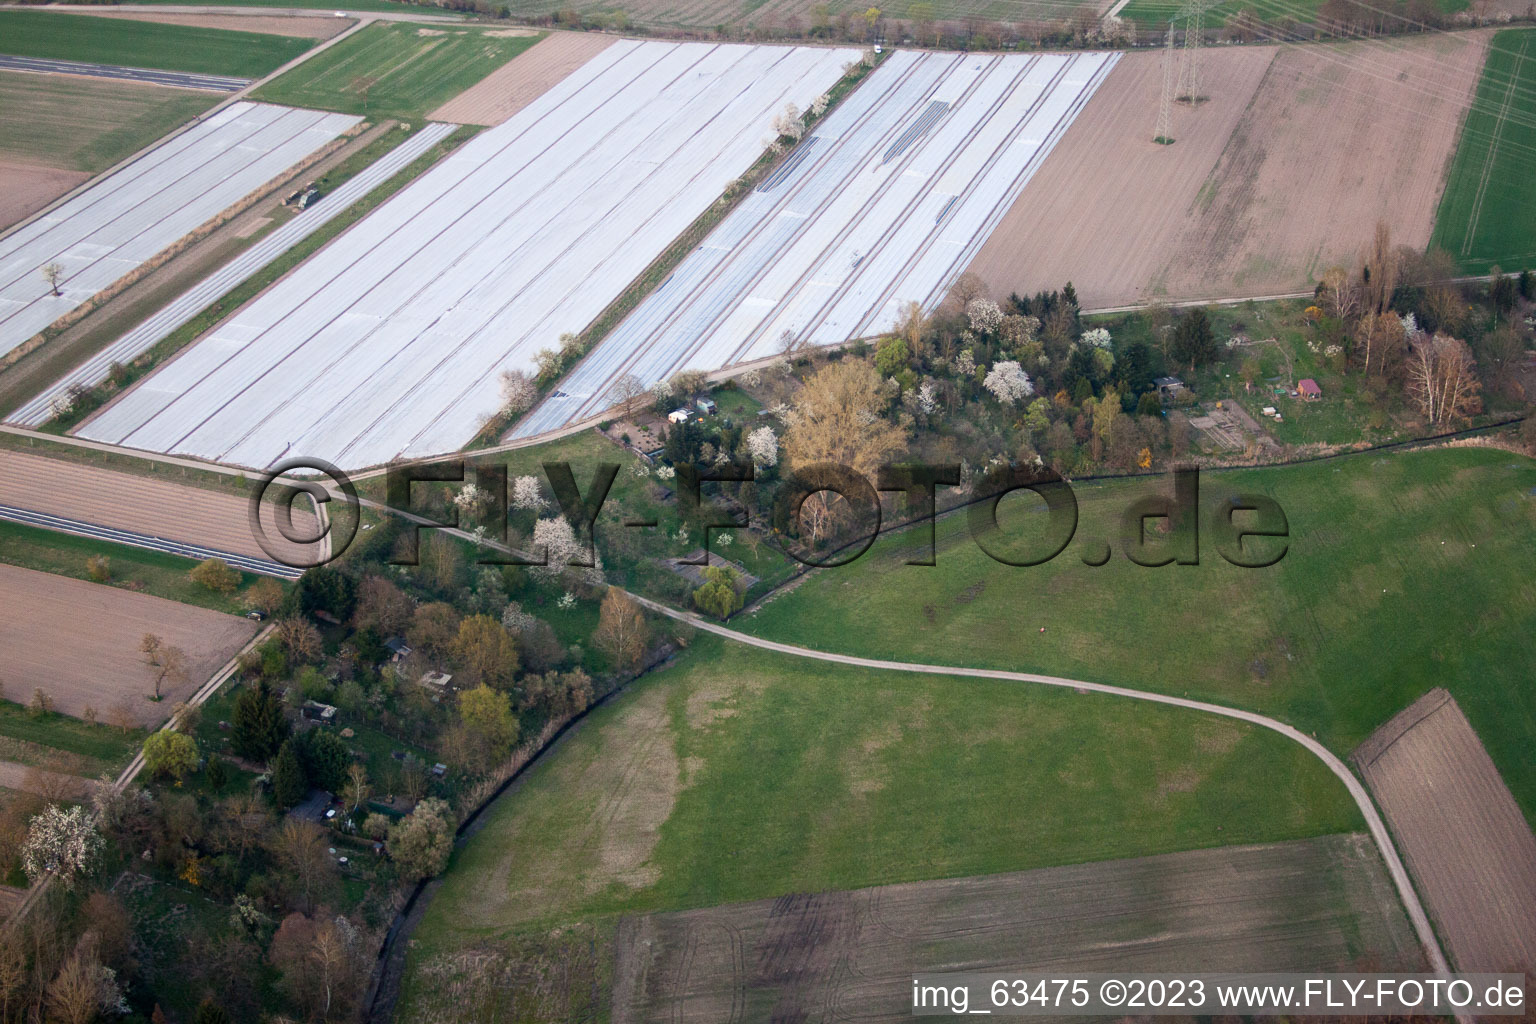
<box><xmin>0</xmin><ymin>53</ymin><xmax>248</xmax><ymax>91</ymax></box>
<box><xmin>0</xmin><ymin>502</ymin><xmax>302</xmax><ymax>578</ymax></box>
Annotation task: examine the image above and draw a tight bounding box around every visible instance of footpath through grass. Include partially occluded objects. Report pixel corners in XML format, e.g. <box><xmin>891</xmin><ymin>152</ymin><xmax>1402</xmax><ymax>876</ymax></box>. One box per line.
<box><xmin>252</xmin><ymin>22</ymin><xmax>543</xmax><ymax>120</ymax></box>
<box><xmin>0</xmin><ymin>10</ymin><xmax>313</xmax><ymax>78</ymax></box>
<box><xmin>412</xmin><ymin>634</ymin><xmax>1361</xmax><ymax>958</ymax></box>
<box><xmin>740</xmin><ymin>446</ymin><xmax>1536</xmax><ymax>824</ymax></box>
<box><xmin>1431</xmin><ymin>28</ymin><xmax>1536</xmax><ymax>274</ymax></box>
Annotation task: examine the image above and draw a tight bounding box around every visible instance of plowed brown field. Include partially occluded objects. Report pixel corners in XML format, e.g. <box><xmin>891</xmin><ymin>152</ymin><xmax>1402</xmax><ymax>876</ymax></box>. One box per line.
<box><xmin>0</xmin><ymin>563</ymin><xmax>255</xmax><ymax>724</ymax></box>
<box><xmin>969</xmin><ymin>33</ymin><xmax>1489</xmax><ymax>308</ymax></box>
<box><xmin>1355</xmin><ymin>688</ymin><xmax>1536</xmax><ymax>973</ymax></box>
<box><xmin>428</xmin><ymin>31</ymin><xmax>614</xmax><ymax>126</ymax></box>
<box><xmin>0</xmin><ymin>161</ymin><xmax>87</xmax><ymax>233</ymax></box>
<box><xmin>0</xmin><ymin>449</ymin><xmax>320</xmax><ymax>565</ymax></box>
<box><xmin>611</xmin><ymin>835</ymin><xmax>1422</xmax><ymax>1023</ymax></box>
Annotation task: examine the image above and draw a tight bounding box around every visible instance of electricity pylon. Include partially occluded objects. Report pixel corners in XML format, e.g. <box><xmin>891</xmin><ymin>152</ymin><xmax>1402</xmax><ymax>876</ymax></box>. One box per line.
<box><xmin>1154</xmin><ymin>23</ymin><xmax>1177</xmax><ymax>144</ymax></box>
<box><xmin>1178</xmin><ymin>0</ymin><xmax>1211</xmax><ymax>104</ymax></box>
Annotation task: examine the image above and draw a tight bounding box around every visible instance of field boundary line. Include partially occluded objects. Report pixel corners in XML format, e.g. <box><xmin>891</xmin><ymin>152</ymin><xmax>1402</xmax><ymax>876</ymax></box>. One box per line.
<box><xmin>622</xmin><ymin>592</ymin><xmax>1456</xmax><ymax>985</ymax></box>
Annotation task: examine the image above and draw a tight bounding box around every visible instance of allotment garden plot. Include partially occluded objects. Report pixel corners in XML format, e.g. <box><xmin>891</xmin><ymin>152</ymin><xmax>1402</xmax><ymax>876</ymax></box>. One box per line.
<box><xmin>0</xmin><ymin>102</ymin><xmax>360</xmax><ymax>357</ymax></box>
<box><xmin>518</xmin><ymin>48</ymin><xmax>1115</xmax><ymax>437</ymax></box>
<box><xmin>80</xmin><ymin>40</ymin><xmax>856</xmax><ymax>470</ymax></box>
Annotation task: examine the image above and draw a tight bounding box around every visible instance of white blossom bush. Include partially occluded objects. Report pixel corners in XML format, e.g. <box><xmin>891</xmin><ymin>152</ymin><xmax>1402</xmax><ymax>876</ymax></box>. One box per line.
<box><xmin>743</xmin><ymin>368</ymin><xmax>762</xmax><ymax>387</ymax></box>
<box><xmin>955</xmin><ymin>350</ymin><xmax>976</xmax><ymax>378</ymax></box>
<box><xmin>966</xmin><ymin>298</ymin><xmax>1004</xmax><ymax>335</ymax></box>
<box><xmin>651</xmin><ymin>379</ymin><xmax>674</xmax><ymax>402</ymax></box>
<box><xmin>1400</xmin><ymin>312</ymin><xmax>1420</xmax><ymax>337</ymax></box>
<box><xmin>1324</xmin><ymin>344</ymin><xmax>1343</xmax><ymax>357</ymax></box>
<box><xmin>773</xmin><ymin>102</ymin><xmax>805</xmax><ymax>141</ymax></box>
<box><xmin>716</xmin><ymin>531</ymin><xmax>733</xmax><ymax>548</ymax></box>
<box><xmin>746</xmin><ymin>426</ymin><xmax>779</xmax><ymax>467</ymax></box>
<box><xmin>499</xmin><ymin>370</ymin><xmax>537</xmax><ymax>414</ymax></box>
<box><xmin>811</xmin><ymin>93</ymin><xmax>830</xmax><ymax>117</ymax></box>
<box><xmin>982</xmin><ymin>361</ymin><xmax>1035</xmax><ymax>405</ymax></box>
<box><xmin>558</xmin><ymin>591</ymin><xmax>577</xmax><ymax>610</ymax></box>
<box><xmin>531</xmin><ymin>517</ymin><xmax>597</xmax><ymax>582</ymax></box>
<box><xmin>22</xmin><ymin>804</ymin><xmax>102</xmax><ymax>887</ymax></box>
<box><xmin>511</xmin><ymin>475</ymin><xmax>548</xmax><ymax>512</ymax></box>
<box><xmin>453</xmin><ymin>483</ymin><xmax>490</xmax><ymax>517</ymax></box>
<box><xmin>1082</xmin><ymin>327</ymin><xmax>1112</xmax><ymax>349</ymax></box>
<box><xmin>629</xmin><ymin>461</ymin><xmax>651</xmax><ymax>478</ymax></box>
<box><xmin>655</xmin><ymin>465</ymin><xmax>676</xmax><ymax>481</ymax></box>
<box><xmin>917</xmin><ymin>379</ymin><xmax>937</xmax><ymax>416</ymax></box>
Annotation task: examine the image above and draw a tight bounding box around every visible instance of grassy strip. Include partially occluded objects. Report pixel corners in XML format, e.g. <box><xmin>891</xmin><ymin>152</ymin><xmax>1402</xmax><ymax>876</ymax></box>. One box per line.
<box><xmin>44</xmin><ymin>123</ymin><xmax>476</xmax><ymax>435</ymax></box>
<box><xmin>0</xmin><ymin>700</ymin><xmax>144</xmax><ymax>768</ymax></box>
<box><xmin>0</xmin><ymin>9</ymin><xmax>313</xmax><ymax>78</ymax></box>
<box><xmin>0</xmin><ymin>518</ymin><xmax>269</xmax><ymax>615</ymax></box>
<box><xmin>252</xmin><ymin>23</ymin><xmax>544</xmax><ymax>120</ymax></box>
<box><xmin>471</xmin><ymin>52</ymin><xmax>883</xmax><ymax>448</ymax></box>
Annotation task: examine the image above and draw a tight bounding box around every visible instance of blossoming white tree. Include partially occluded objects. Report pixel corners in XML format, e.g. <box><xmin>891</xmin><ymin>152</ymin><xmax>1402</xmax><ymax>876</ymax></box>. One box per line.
<box><xmin>982</xmin><ymin>360</ymin><xmax>1035</xmax><ymax>405</ymax></box>
<box><xmin>966</xmin><ymin>298</ymin><xmax>1003</xmax><ymax>336</ymax></box>
<box><xmin>1082</xmin><ymin>327</ymin><xmax>1112</xmax><ymax>349</ymax></box>
<box><xmin>511</xmin><ymin>475</ymin><xmax>547</xmax><ymax>512</ymax></box>
<box><xmin>23</xmin><ymin>804</ymin><xmax>103</xmax><ymax>888</ymax></box>
<box><xmin>746</xmin><ymin>426</ymin><xmax>779</xmax><ymax>467</ymax></box>
<box><xmin>499</xmin><ymin>370</ymin><xmax>537</xmax><ymax>414</ymax></box>
<box><xmin>531</xmin><ymin>516</ymin><xmax>603</xmax><ymax>585</ymax></box>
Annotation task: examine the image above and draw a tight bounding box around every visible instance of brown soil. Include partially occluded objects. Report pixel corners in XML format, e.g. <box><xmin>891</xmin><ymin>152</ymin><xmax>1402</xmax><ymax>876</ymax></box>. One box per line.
<box><xmin>0</xmin><ymin>563</ymin><xmax>256</xmax><ymax>725</ymax></box>
<box><xmin>0</xmin><ymin>162</ymin><xmax>88</xmax><ymax>234</ymax></box>
<box><xmin>0</xmin><ymin>448</ymin><xmax>320</xmax><ymax>564</ymax></box>
<box><xmin>969</xmin><ymin>33</ymin><xmax>1488</xmax><ymax>308</ymax></box>
<box><xmin>1355</xmin><ymin>688</ymin><xmax>1536</xmax><ymax>973</ymax></box>
<box><xmin>53</xmin><ymin>8</ymin><xmax>355</xmax><ymax>39</ymax></box>
<box><xmin>611</xmin><ymin>835</ymin><xmax>1422</xmax><ymax>1023</ymax></box>
<box><xmin>427</xmin><ymin>32</ymin><xmax>617</xmax><ymax>126</ymax></box>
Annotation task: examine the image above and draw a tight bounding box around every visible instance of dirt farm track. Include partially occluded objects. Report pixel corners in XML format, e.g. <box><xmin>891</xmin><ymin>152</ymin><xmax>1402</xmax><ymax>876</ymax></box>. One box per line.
<box><xmin>969</xmin><ymin>33</ymin><xmax>1490</xmax><ymax>307</ymax></box>
<box><xmin>1355</xmin><ymin>689</ymin><xmax>1536</xmax><ymax>974</ymax></box>
<box><xmin>0</xmin><ymin>563</ymin><xmax>256</xmax><ymax>725</ymax></box>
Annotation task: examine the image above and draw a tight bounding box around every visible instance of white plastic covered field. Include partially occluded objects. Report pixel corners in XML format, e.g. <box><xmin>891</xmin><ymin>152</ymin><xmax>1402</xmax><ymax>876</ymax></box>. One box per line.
<box><xmin>517</xmin><ymin>49</ymin><xmax>1116</xmax><ymax>437</ymax></box>
<box><xmin>0</xmin><ymin>103</ymin><xmax>361</xmax><ymax>357</ymax></box>
<box><xmin>81</xmin><ymin>40</ymin><xmax>858</xmax><ymax>469</ymax></box>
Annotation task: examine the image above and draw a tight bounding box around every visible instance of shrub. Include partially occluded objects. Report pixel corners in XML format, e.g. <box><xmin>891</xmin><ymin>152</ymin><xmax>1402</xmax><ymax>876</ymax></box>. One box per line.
<box><xmin>190</xmin><ymin>558</ymin><xmax>240</xmax><ymax>594</ymax></box>
<box><xmin>85</xmin><ymin>554</ymin><xmax>111</xmax><ymax>582</ymax></box>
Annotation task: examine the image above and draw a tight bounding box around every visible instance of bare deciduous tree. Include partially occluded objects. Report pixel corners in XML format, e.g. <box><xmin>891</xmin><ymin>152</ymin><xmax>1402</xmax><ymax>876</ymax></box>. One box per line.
<box><xmin>1405</xmin><ymin>332</ymin><xmax>1482</xmax><ymax>426</ymax></box>
<box><xmin>593</xmin><ymin>588</ymin><xmax>648</xmax><ymax>671</ymax></box>
<box><xmin>42</xmin><ymin>263</ymin><xmax>64</xmax><ymax>297</ymax></box>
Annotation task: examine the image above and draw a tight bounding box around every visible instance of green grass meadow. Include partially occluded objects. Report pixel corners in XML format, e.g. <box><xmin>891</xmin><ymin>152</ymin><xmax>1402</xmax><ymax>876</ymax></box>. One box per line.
<box><xmin>0</xmin><ymin>72</ymin><xmax>217</xmax><ymax>173</ymax></box>
<box><xmin>0</xmin><ymin>10</ymin><xmax>313</xmax><ymax>78</ymax></box>
<box><xmin>413</xmin><ymin>634</ymin><xmax>1360</xmax><ymax>956</ymax></box>
<box><xmin>1430</xmin><ymin>28</ymin><xmax>1536</xmax><ymax>274</ymax></box>
<box><xmin>741</xmin><ymin>447</ymin><xmax>1536</xmax><ymax>823</ymax></box>
<box><xmin>252</xmin><ymin>23</ymin><xmax>544</xmax><ymax>120</ymax></box>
